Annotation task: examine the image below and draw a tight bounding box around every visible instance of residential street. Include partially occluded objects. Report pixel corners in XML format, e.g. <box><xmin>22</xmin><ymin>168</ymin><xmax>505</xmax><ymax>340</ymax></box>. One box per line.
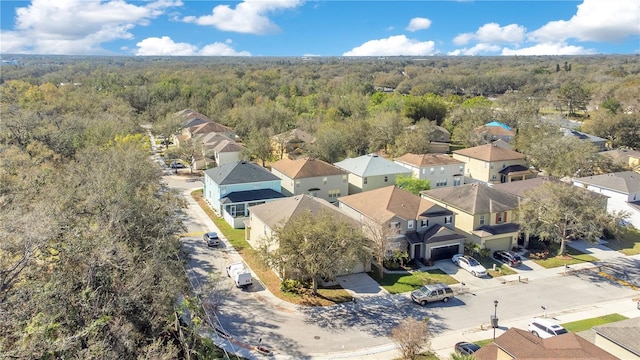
<box><xmin>164</xmin><ymin>173</ymin><xmax>640</xmax><ymax>360</ymax></box>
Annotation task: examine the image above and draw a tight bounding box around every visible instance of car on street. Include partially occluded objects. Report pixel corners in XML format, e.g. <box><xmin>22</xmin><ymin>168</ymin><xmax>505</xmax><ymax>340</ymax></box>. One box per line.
<box><xmin>203</xmin><ymin>231</ymin><xmax>220</xmax><ymax>247</ymax></box>
<box><xmin>527</xmin><ymin>317</ymin><xmax>568</xmax><ymax>338</ymax></box>
<box><xmin>410</xmin><ymin>283</ymin><xmax>454</xmax><ymax>305</ymax></box>
<box><xmin>452</xmin><ymin>254</ymin><xmax>487</xmax><ymax>277</ymax></box>
<box><xmin>170</xmin><ymin>162</ymin><xmax>186</xmax><ymax>169</ymax></box>
<box><xmin>493</xmin><ymin>250</ymin><xmax>523</xmax><ymax>267</ymax></box>
<box><xmin>454</xmin><ymin>341</ymin><xmax>480</xmax><ymax>355</ymax></box>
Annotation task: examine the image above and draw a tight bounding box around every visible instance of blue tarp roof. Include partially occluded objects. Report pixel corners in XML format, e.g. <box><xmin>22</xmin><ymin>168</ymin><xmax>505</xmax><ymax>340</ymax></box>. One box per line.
<box><xmin>485</xmin><ymin>121</ymin><xmax>512</xmax><ymax>131</ymax></box>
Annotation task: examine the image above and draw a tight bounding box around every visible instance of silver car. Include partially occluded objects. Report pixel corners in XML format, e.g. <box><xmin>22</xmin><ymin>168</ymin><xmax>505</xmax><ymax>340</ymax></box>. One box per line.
<box><xmin>411</xmin><ymin>283</ymin><xmax>454</xmax><ymax>306</ymax></box>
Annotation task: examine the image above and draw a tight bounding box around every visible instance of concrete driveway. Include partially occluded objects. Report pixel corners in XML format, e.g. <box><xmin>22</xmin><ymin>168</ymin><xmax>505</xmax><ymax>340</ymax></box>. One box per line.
<box><xmin>337</xmin><ymin>273</ymin><xmax>388</xmax><ymax>298</ymax></box>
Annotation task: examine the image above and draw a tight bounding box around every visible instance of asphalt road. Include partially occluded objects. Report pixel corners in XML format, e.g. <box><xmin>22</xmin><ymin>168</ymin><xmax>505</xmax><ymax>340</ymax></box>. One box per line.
<box><xmin>164</xmin><ymin>173</ymin><xmax>639</xmax><ymax>359</ymax></box>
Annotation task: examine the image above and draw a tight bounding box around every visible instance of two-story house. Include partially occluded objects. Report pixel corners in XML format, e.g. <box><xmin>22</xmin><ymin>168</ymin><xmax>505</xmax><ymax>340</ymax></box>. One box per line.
<box><xmin>271</xmin><ymin>128</ymin><xmax>315</xmax><ymax>160</ymax></box>
<box><xmin>473</xmin><ymin>121</ymin><xmax>517</xmax><ymax>143</ymax></box>
<box><xmin>452</xmin><ymin>143</ymin><xmax>537</xmax><ymax>185</ymax></box>
<box><xmin>247</xmin><ymin>195</ymin><xmax>369</xmax><ymax>275</ymax></box>
<box><xmin>421</xmin><ymin>183</ymin><xmax>520</xmax><ymax>251</ymax></box>
<box><xmin>334</xmin><ymin>154</ymin><xmax>412</xmax><ymax>194</ymax></box>
<box><xmin>338</xmin><ymin>185</ymin><xmax>465</xmax><ymax>263</ymax></box>
<box><xmin>573</xmin><ymin>171</ymin><xmax>640</xmax><ymax>228</ymax></box>
<box><xmin>393</xmin><ymin>153</ymin><xmax>465</xmax><ymax>188</ymax></box>
<box><xmin>203</xmin><ymin>161</ymin><xmax>285</xmax><ymax>229</ymax></box>
<box><xmin>270</xmin><ymin>157</ymin><xmax>349</xmax><ymax>204</ymax></box>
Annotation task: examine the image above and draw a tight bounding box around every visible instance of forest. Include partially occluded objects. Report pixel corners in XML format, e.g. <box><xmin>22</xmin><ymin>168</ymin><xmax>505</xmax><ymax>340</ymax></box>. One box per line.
<box><xmin>1</xmin><ymin>54</ymin><xmax>639</xmax><ymax>359</ymax></box>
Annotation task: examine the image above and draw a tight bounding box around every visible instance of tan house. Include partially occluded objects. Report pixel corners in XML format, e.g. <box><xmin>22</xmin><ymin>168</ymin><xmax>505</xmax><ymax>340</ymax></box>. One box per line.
<box><xmin>474</xmin><ymin>328</ymin><xmax>617</xmax><ymax>360</ymax></box>
<box><xmin>473</xmin><ymin>121</ymin><xmax>517</xmax><ymax>143</ymax></box>
<box><xmin>246</xmin><ymin>195</ymin><xmax>370</xmax><ymax>275</ymax></box>
<box><xmin>602</xmin><ymin>148</ymin><xmax>640</xmax><ymax>171</ymax></box>
<box><xmin>338</xmin><ymin>185</ymin><xmax>465</xmax><ymax>262</ymax></box>
<box><xmin>270</xmin><ymin>157</ymin><xmax>349</xmax><ymax>204</ymax></box>
<box><xmin>394</xmin><ymin>153</ymin><xmax>465</xmax><ymax>188</ymax></box>
<box><xmin>271</xmin><ymin>128</ymin><xmax>315</xmax><ymax>160</ymax></box>
<box><xmin>421</xmin><ymin>183</ymin><xmax>520</xmax><ymax>251</ymax></box>
<box><xmin>453</xmin><ymin>143</ymin><xmax>536</xmax><ymax>184</ymax></box>
<box><xmin>593</xmin><ymin>317</ymin><xmax>640</xmax><ymax>359</ymax></box>
<box><xmin>334</xmin><ymin>154</ymin><xmax>412</xmax><ymax>194</ymax></box>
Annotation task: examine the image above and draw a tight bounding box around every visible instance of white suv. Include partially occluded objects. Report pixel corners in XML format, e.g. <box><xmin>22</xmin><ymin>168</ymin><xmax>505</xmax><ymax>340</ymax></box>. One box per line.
<box><xmin>452</xmin><ymin>254</ymin><xmax>487</xmax><ymax>277</ymax></box>
<box><xmin>527</xmin><ymin>317</ymin><xmax>568</xmax><ymax>338</ymax></box>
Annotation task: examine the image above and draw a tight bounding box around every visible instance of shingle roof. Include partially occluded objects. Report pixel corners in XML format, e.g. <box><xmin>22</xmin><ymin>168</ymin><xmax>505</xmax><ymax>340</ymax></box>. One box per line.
<box><xmin>213</xmin><ymin>139</ymin><xmax>244</xmax><ymax>153</ymax></box>
<box><xmin>593</xmin><ymin>317</ymin><xmax>640</xmax><ymax>356</ymax></box>
<box><xmin>493</xmin><ymin>176</ymin><xmax>561</xmax><ymax>197</ymax></box>
<box><xmin>190</xmin><ymin>121</ymin><xmax>233</xmax><ymax>134</ymax></box>
<box><xmin>272</xmin><ymin>128</ymin><xmax>315</xmax><ymax>144</ymax></box>
<box><xmin>394</xmin><ymin>153</ymin><xmax>464</xmax><ymax>167</ymax></box>
<box><xmin>250</xmin><ymin>194</ymin><xmax>354</xmax><ymax>229</ymax></box>
<box><xmin>334</xmin><ymin>154</ymin><xmax>412</xmax><ymax>177</ymax></box>
<box><xmin>421</xmin><ymin>183</ymin><xmax>520</xmax><ymax>214</ymax></box>
<box><xmin>453</xmin><ymin>143</ymin><xmax>525</xmax><ymax>162</ymax></box>
<box><xmin>271</xmin><ymin>158</ymin><xmax>347</xmax><ymax>179</ymax></box>
<box><xmin>474</xmin><ymin>328</ymin><xmax>618</xmax><ymax>360</ymax></box>
<box><xmin>204</xmin><ymin>161</ymin><xmax>280</xmax><ymax>185</ymax></box>
<box><xmin>422</xmin><ymin>224</ymin><xmax>466</xmax><ymax>244</ymax></box>
<box><xmin>338</xmin><ymin>185</ymin><xmax>449</xmax><ymax>223</ymax></box>
<box><xmin>574</xmin><ymin>171</ymin><xmax>640</xmax><ymax>194</ymax></box>
<box><xmin>601</xmin><ymin>148</ymin><xmax>640</xmax><ymax>164</ymax></box>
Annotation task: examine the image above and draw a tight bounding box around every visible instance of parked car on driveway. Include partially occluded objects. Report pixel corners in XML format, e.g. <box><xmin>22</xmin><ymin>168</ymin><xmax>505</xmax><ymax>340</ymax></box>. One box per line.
<box><xmin>454</xmin><ymin>341</ymin><xmax>480</xmax><ymax>355</ymax></box>
<box><xmin>170</xmin><ymin>162</ymin><xmax>186</xmax><ymax>169</ymax></box>
<box><xmin>527</xmin><ymin>317</ymin><xmax>568</xmax><ymax>338</ymax></box>
<box><xmin>452</xmin><ymin>254</ymin><xmax>487</xmax><ymax>277</ymax></box>
<box><xmin>203</xmin><ymin>231</ymin><xmax>220</xmax><ymax>247</ymax></box>
<box><xmin>493</xmin><ymin>250</ymin><xmax>523</xmax><ymax>267</ymax></box>
<box><xmin>411</xmin><ymin>283</ymin><xmax>454</xmax><ymax>305</ymax></box>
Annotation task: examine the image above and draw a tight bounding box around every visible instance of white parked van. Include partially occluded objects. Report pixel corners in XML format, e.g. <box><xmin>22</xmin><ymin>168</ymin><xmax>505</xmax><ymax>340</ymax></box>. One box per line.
<box><xmin>226</xmin><ymin>262</ymin><xmax>253</xmax><ymax>288</ymax></box>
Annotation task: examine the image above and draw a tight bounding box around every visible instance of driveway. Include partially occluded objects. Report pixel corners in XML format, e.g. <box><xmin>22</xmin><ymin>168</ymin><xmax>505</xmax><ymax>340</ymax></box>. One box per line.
<box><xmin>337</xmin><ymin>273</ymin><xmax>387</xmax><ymax>297</ymax></box>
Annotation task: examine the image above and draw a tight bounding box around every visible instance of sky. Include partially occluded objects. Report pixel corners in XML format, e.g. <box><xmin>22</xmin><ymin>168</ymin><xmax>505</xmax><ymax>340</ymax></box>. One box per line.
<box><xmin>1</xmin><ymin>0</ymin><xmax>639</xmax><ymax>57</ymax></box>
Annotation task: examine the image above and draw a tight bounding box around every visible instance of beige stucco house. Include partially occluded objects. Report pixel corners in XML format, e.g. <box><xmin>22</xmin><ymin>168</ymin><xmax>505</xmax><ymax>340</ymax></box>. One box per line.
<box><xmin>421</xmin><ymin>183</ymin><xmax>520</xmax><ymax>251</ymax></box>
<box><xmin>453</xmin><ymin>143</ymin><xmax>536</xmax><ymax>185</ymax></box>
<box><xmin>270</xmin><ymin>157</ymin><xmax>349</xmax><ymax>204</ymax></box>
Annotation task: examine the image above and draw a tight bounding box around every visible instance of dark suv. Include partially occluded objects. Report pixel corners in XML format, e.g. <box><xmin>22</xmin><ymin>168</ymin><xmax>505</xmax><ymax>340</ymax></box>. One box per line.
<box><xmin>493</xmin><ymin>250</ymin><xmax>522</xmax><ymax>267</ymax></box>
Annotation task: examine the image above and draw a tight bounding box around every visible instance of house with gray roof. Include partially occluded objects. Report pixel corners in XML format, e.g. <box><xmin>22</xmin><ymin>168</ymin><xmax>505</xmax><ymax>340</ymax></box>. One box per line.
<box><xmin>270</xmin><ymin>157</ymin><xmax>349</xmax><ymax>203</ymax></box>
<box><xmin>421</xmin><ymin>183</ymin><xmax>521</xmax><ymax>251</ymax></box>
<box><xmin>338</xmin><ymin>185</ymin><xmax>465</xmax><ymax>263</ymax></box>
<box><xmin>562</xmin><ymin>128</ymin><xmax>607</xmax><ymax>151</ymax></box>
<box><xmin>593</xmin><ymin>316</ymin><xmax>640</xmax><ymax>359</ymax></box>
<box><xmin>573</xmin><ymin>171</ymin><xmax>640</xmax><ymax>228</ymax></box>
<box><xmin>204</xmin><ymin>161</ymin><xmax>285</xmax><ymax>228</ymax></box>
<box><xmin>334</xmin><ymin>153</ymin><xmax>412</xmax><ymax>194</ymax></box>
<box><xmin>247</xmin><ymin>195</ymin><xmax>369</xmax><ymax>275</ymax></box>
<box><xmin>393</xmin><ymin>153</ymin><xmax>465</xmax><ymax>188</ymax></box>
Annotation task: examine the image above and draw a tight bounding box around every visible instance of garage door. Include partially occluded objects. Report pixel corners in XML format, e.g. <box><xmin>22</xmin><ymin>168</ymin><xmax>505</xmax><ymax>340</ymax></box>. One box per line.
<box><xmin>430</xmin><ymin>244</ymin><xmax>460</xmax><ymax>261</ymax></box>
<box><xmin>484</xmin><ymin>237</ymin><xmax>512</xmax><ymax>252</ymax></box>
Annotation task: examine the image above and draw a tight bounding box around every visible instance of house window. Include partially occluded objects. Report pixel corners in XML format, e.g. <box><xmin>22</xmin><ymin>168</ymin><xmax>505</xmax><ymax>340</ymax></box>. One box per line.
<box><xmin>323</xmin><ymin>177</ymin><xmax>327</xmax><ymax>184</ymax></box>
<box><xmin>502</xmin><ymin>162</ymin><xmax>506</xmax><ymax>169</ymax></box>
<box><xmin>453</xmin><ymin>178</ymin><xmax>461</xmax><ymax>186</ymax></box>
<box><xmin>496</xmin><ymin>212</ymin><xmax>507</xmax><ymax>224</ymax></box>
<box><xmin>491</xmin><ymin>175</ymin><xmax>497</xmax><ymax>181</ymax></box>
<box><xmin>328</xmin><ymin>189</ymin><xmax>341</xmax><ymax>199</ymax></box>
<box><xmin>384</xmin><ymin>176</ymin><xmax>389</xmax><ymax>182</ymax></box>
<box><xmin>436</xmin><ymin>179</ymin><xmax>447</xmax><ymax>187</ymax></box>
<box><xmin>479</xmin><ymin>215</ymin><xmax>485</xmax><ymax>225</ymax></box>
<box><xmin>408</xmin><ymin>220</ymin><xmax>414</xmax><ymax>229</ymax></box>
<box><xmin>484</xmin><ymin>162</ymin><xmax>489</xmax><ymax>169</ymax></box>
<box><xmin>309</xmin><ymin>190</ymin><xmax>318</xmax><ymax>197</ymax></box>
<box><xmin>430</xmin><ymin>167</ymin><xmax>435</xmax><ymax>174</ymax></box>
<box><xmin>422</xmin><ymin>168</ymin><xmax>426</xmax><ymax>174</ymax></box>
<box><xmin>220</xmin><ymin>186</ymin><xmax>227</xmax><ymax>195</ymax></box>
<box><xmin>440</xmin><ymin>166</ymin><xmax>445</xmax><ymax>174</ymax></box>
<box><xmin>291</xmin><ymin>180</ymin><xmax>294</xmax><ymax>187</ymax></box>
<box><xmin>421</xmin><ymin>219</ymin><xmax>429</xmax><ymax>227</ymax></box>
<box><xmin>444</xmin><ymin>216</ymin><xmax>452</xmax><ymax>224</ymax></box>
<box><xmin>342</xmin><ymin>175</ymin><xmax>348</xmax><ymax>182</ymax></box>
<box><xmin>296</xmin><ymin>180</ymin><xmax>301</xmax><ymax>187</ymax></box>
<box><xmin>363</xmin><ymin>177</ymin><xmax>368</xmax><ymax>185</ymax></box>
<box><xmin>390</xmin><ymin>222</ymin><xmax>400</xmax><ymax>229</ymax></box>
<box><xmin>459</xmin><ymin>165</ymin><xmax>464</xmax><ymax>172</ymax></box>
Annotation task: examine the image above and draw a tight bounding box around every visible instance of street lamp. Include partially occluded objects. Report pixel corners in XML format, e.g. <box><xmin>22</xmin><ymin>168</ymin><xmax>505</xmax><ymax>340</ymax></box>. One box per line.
<box><xmin>493</xmin><ymin>300</ymin><xmax>499</xmax><ymax>340</ymax></box>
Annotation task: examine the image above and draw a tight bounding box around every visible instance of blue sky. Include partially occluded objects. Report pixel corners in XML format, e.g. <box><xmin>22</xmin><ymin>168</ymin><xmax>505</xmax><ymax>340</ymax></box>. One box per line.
<box><xmin>1</xmin><ymin>0</ymin><xmax>639</xmax><ymax>56</ymax></box>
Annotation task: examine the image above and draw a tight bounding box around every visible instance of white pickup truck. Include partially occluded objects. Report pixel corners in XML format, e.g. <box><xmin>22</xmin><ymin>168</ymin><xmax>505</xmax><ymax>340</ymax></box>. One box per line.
<box><xmin>226</xmin><ymin>262</ymin><xmax>253</xmax><ymax>288</ymax></box>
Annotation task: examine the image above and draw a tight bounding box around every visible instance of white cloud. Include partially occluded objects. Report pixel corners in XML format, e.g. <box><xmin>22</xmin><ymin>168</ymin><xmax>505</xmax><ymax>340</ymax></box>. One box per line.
<box><xmin>1</xmin><ymin>0</ymin><xmax>181</xmax><ymax>54</ymax></box>
<box><xmin>529</xmin><ymin>0</ymin><xmax>640</xmax><ymax>43</ymax></box>
<box><xmin>501</xmin><ymin>42</ymin><xmax>594</xmax><ymax>56</ymax></box>
<box><xmin>343</xmin><ymin>35</ymin><xmax>436</xmax><ymax>56</ymax></box>
<box><xmin>453</xmin><ymin>23</ymin><xmax>525</xmax><ymax>45</ymax></box>
<box><xmin>183</xmin><ymin>0</ymin><xmax>303</xmax><ymax>35</ymax></box>
<box><xmin>406</xmin><ymin>17</ymin><xmax>431</xmax><ymax>32</ymax></box>
<box><xmin>448</xmin><ymin>43</ymin><xmax>501</xmax><ymax>56</ymax></box>
<box><xmin>135</xmin><ymin>36</ymin><xmax>250</xmax><ymax>56</ymax></box>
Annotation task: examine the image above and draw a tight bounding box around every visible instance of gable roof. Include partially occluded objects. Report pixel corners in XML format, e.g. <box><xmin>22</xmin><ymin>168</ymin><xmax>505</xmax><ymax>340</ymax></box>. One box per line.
<box><xmin>334</xmin><ymin>154</ymin><xmax>412</xmax><ymax>177</ymax></box>
<box><xmin>339</xmin><ymin>185</ymin><xmax>449</xmax><ymax>223</ymax></box>
<box><xmin>493</xmin><ymin>176</ymin><xmax>562</xmax><ymax>197</ymax></box>
<box><xmin>394</xmin><ymin>153</ymin><xmax>464</xmax><ymax>167</ymax></box>
<box><xmin>213</xmin><ymin>139</ymin><xmax>244</xmax><ymax>153</ymax></box>
<box><xmin>593</xmin><ymin>317</ymin><xmax>640</xmax><ymax>356</ymax></box>
<box><xmin>204</xmin><ymin>161</ymin><xmax>279</xmax><ymax>185</ymax></box>
<box><xmin>453</xmin><ymin>143</ymin><xmax>525</xmax><ymax>162</ymax></box>
<box><xmin>601</xmin><ymin>148</ymin><xmax>640</xmax><ymax>164</ymax></box>
<box><xmin>562</xmin><ymin>128</ymin><xmax>607</xmax><ymax>143</ymax></box>
<box><xmin>474</xmin><ymin>328</ymin><xmax>617</xmax><ymax>360</ymax></box>
<box><xmin>271</xmin><ymin>158</ymin><xmax>347</xmax><ymax>179</ymax></box>
<box><xmin>250</xmin><ymin>194</ymin><xmax>354</xmax><ymax>229</ymax></box>
<box><xmin>272</xmin><ymin>128</ymin><xmax>315</xmax><ymax>144</ymax></box>
<box><xmin>190</xmin><ymin>121</ymin><xmax>233</xmax><ymax>135</ymax></box>
<box><xmin>421</xmin><ymin>183</ymin><xmax>520</xmax><ymax>214</ymax></box>
<box><xmin>574</xmin><ymin>171</ymin><xmax>640</xmax><ymax>194</ymax></box>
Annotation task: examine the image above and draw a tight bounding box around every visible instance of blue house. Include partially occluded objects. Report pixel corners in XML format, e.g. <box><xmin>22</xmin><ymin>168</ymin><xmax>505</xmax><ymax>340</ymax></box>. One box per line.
<box><xmin>203</xmin><ymin>160</ymin><xmax>285</xmax><ymax>228</ymax></box>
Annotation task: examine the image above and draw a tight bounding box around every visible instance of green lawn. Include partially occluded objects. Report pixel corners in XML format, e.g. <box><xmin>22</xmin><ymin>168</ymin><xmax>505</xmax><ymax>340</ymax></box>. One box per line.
<box><xmin>378</xmin><ymin>269</ymin><xmax>458</xmax><ymax>294</ymax></box>
<box><xmin>474</xmin><ymin>338</ymin><xmax>494</xmax><ymax>347</ymax></box>
<box><xmin>561</xmin><ymin>313</ymin><xmax>628</xmax><ymax>332</ymax></box>
<box><xmin>476</xmin><ymin>257</ymin><xmax>517</xmax><ymax>277</ymax></box>
<box><xmin>532</xmin><ymin>244</ymin><xmax>598</xmax><ymax>268</ymax></box>
<box><xmin>604</xmin><ymin>227</ymin><xmax>640</xmax><ymax>255</ymax></box>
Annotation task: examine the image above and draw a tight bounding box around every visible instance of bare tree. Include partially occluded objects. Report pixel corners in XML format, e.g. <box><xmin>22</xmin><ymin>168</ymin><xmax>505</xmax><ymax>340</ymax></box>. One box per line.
<box><xmin>391</xmin><ymin>317</ymin><xmax>432</xmax><ymax>360</ymax></box>
<box><xmin>363</xmin><ymin>218</ymin><xmax>400</xmax><ymax>279</ymax></box>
